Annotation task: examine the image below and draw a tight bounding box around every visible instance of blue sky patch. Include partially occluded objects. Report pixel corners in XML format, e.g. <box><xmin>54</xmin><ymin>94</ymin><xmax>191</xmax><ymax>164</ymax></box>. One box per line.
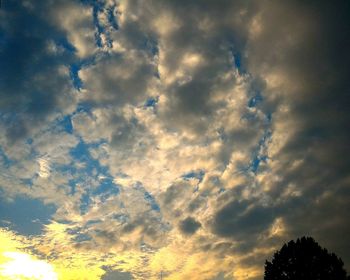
<box><xmin>80</xmin><ymin>192</ymin><xmax>93</xmax><ymax>215</ymax></box>
<box><xmin>70</xmin><ymin>64</ymin><xmax>83</xmax><ymax>90</ymax></box>
<box><xmin>93</xmin><ymin>176</ymin><xmax>120</xmax><ymax>202</ymax></box>
<box><xmin>56</xmin><ymin>115</ymin><xmax>73</xmax><ymax>134</ymax></box>
<box><xmin>248</xmin><ymin>92</ymin><xmax>263</xmax><ymax>108</ymax></box>
<box><xmin>133</xmin><ymin>183</ymin><xmax>160</xmax><ymax>212</ymax></box>
<box><xmin>144</xmin><ymin>96</ymin><xmax>158</xmax><ymax>108</ymax></box>
<box><xmin>144</xmin><ymin>191</ymin><xmax>160</xmax><ymax>212</ymax></box>
<box><xmin>107</xmin><ymin>6</ymin><xmax>119</xmax><ymax>30</ymax></box>
<box><xmin>69</xmin><ymin>139</ymin><xmax>120</xmax><ymax>212</ymax></box>
<box><xmin>182</xmin><ymin>170</ymin><xmax>205</xmax><ymax>182</ymax></box>
<box><xmin>0</xmin><ymin>146</ymin><xmax>12</xmax><ymax>168</ymax></box>
<box><xmin>0</xmin><ymin>196</ymin><xmax>56</xmax><ymax>236</ymax></box>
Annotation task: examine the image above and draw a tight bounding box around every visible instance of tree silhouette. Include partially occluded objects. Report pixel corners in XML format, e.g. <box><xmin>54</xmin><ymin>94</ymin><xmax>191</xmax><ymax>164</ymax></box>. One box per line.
<box><xmin>264</xmin><ymin>236</ymin><xmax>348</xmax><ymax>280</ymax></box>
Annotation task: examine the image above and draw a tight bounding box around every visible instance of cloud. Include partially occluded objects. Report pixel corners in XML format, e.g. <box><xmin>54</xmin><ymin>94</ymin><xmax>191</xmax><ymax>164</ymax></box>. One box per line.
<box><xmin>0</xmin><ymin>0</ymin><xmax>349</xmax><ymax>279</ymax></box>
<box><xmin>0</xmin><ymin>1</ymin><xmax>77</xmax><ymax>142</ymax></box>
<box><xmin>102</xmin><ymin>270</ymin><xmax>133</xmax><ymax>280</ymax></box>
<box><xmin>79</xmin><ymin>51</ymin><xmax>158</xmax><ymax>106</ymax></box>
<box><xmin>244</xmin><ymin>0</ymin><xmax>350</xmax><ymax>267</ymax></box>
<box><xmin>51</xmin><ymin>1</ymin><xmax>96</xmax><ymax>58</ymax></box>
<box><xmin>178</xmin><ymin>217</ymin><xmax>201</xmax><ymax>235</ymax></box>
<box><xmin>212</xmin><ymin>199</ymin><xmax>273</xmax><ymax>240</ymax></box>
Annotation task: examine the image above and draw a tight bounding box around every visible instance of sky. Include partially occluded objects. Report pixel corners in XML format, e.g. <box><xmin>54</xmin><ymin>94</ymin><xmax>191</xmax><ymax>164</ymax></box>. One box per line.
<box><xmin>0</xmin><ymin>0</ymin><xmax>349</xmax><ymax>279</ymax></box>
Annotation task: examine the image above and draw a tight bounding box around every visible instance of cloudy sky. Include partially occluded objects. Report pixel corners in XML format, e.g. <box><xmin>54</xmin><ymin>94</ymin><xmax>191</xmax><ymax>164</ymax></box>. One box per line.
<box><xmin>0</xmin><ymin>0</ymin><xmax>349</xmax><ymax>279</ymax></box>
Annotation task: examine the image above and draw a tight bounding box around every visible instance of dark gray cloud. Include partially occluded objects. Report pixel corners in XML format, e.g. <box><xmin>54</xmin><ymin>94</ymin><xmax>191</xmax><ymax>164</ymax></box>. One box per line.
<box><xmin>0</xmin><ymin>0</ymin><xmax>77</xmax><ymax>142</ymax></box>
<box><xmin>212</xmin><ymin>199</ymin><xmax>274</xmax><ymax>239</ymax></box>
<box><xmin>179</xmin><ymin>216</ymin><xmax>201</xmax><ymax>235</ymax></box>
<box><xmin>102</xmin><ymin>270</ymin><xmax>133</xmax><ymax>280</ymax></box>
<box><xmin>244</xmin><ymin>0</ymin><xmax>350</xmax><ymax>268</ymax></box>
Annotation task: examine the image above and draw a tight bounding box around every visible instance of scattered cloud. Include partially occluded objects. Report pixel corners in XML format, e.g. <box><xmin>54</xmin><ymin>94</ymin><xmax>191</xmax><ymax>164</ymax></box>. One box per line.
<box><xmin>0</xmin><ymin>0</ymin><xmax>349</xmax><ymax>279</ymax></box>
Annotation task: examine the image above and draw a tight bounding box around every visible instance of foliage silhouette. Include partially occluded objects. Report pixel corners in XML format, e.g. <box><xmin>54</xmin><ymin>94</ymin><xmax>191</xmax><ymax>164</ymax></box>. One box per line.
<box><xmin>264</xmin><ymin>236</ymin><xmax>348</xmax><ymax>280</ymax></box>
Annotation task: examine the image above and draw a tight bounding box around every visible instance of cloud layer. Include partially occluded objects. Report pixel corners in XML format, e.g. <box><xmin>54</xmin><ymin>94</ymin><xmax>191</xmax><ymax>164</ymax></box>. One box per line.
<box><xmin>0</xmin><ymin>0</ymin><xmax>349</xmax><ymax>279</ymax></box>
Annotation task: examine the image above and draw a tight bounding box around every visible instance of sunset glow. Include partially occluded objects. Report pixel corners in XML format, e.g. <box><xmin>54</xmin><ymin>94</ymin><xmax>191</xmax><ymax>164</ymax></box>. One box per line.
<box><xmin>0</xmin><ymin>252</ymin><xmax>57</xmax><ymax>280</ymax></box>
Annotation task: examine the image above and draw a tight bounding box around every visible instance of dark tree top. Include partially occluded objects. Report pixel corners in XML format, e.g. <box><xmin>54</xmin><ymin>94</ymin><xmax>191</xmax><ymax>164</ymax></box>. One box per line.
<box><xmin>264</xmin><ymin>236</ymin><xmax>348</xmax><ymax>280</ymax></box>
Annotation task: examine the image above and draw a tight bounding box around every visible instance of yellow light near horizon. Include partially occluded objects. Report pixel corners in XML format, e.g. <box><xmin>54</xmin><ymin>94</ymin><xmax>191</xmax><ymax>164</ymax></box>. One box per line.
<box><xmin>0</xmin><ymin>251</ymin><xmax>58</xmax><ymax>280</ymax></box>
